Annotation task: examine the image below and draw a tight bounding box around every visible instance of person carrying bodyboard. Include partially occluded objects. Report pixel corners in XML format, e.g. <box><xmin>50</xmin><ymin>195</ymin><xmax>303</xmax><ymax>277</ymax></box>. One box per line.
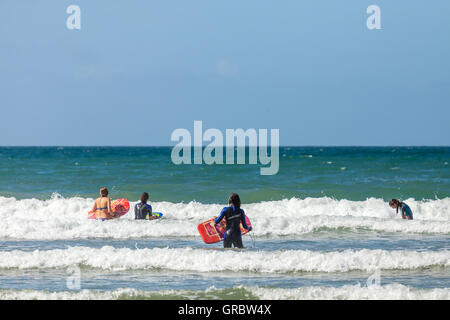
<box><xmin>214</xmin><ymin>193</ymin><xmax>252</xmax><ymax>248</ymax></box>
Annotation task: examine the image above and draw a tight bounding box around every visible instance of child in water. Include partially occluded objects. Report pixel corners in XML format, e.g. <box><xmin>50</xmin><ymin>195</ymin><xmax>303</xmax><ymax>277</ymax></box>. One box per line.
<box><xmin>215</xmin><ymin>193</ymin><xmax>252</xmax><ymax>248</ymax></box>
<box><xmin>134</xmin><ymin>192</ymin><xmax>155</xmax><ymax>220</ymax></box>
<box><xmin>389</xmin><ymin>199</ymin><xmax>414</xmax><ymax>220</ymax></box>
<box><xmin>92</xmin><ymin>187</ymin><xmax>116</xmax><ymax>220</ymax></box>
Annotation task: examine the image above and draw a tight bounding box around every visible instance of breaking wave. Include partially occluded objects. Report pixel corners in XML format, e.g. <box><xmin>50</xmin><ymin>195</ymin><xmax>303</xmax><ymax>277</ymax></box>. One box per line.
<box><xmin>0</xmin><ymin>284</ymin><xmax>448</xmax><ymax>300</ymax></box>
<box><xmin>0</xmin><ymin>195</ymin><xmax>449</xmax><ymax>240</ymax></box>
<box><xmin>0</xmin><ymin>246</ymin><xmax>448</xmax><ymax>273</ymax></box>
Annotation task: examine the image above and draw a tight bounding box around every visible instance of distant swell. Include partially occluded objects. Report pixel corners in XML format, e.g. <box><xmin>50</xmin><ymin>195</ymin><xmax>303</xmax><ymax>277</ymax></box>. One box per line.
<box><xmin>0</xmin><ymin>195</ymin><xmax>449</xmax><ymax>240</ymax></box>
<box><xmin>0</xmin><ymin>246</ymin><xmax>448</xmax><ymax>273</ymax></box>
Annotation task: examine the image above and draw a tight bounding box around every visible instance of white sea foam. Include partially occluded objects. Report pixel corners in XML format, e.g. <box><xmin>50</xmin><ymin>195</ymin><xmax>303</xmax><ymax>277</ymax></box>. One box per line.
<box><xmin>0</xmin><ymin>246</ymin><xmax>448</xmax><ymax>273</ymax></box>
<box><xmin>0</xmin><ymin>195</ymin><xmax>449</xmax><ymax>240</ymax></box>
<box><xmin>0</xmin><ymin>284</ymin><xmax>448</xmax><ymax>300</ymax></box>
<box><xmin>250</xmin><ymin>284</ymin><xmax>450</xmax><ymax>300</ymax></box>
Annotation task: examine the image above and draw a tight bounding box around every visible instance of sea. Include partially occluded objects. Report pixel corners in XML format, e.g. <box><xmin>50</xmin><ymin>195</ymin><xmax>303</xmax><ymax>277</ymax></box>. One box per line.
<box><xmin>0</xmin><ymin>146</ymin><xmax>448</xmax><ymax>300</ymax></box>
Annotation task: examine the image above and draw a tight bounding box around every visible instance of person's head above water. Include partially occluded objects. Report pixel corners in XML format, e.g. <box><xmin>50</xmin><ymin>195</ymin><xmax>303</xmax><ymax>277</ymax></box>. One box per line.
<box><xmin>140</xmin><ymin>192</ymin><xmax>149</xmax><ymax>204</ymax></box>
<box><xmin>100</xmin><ymin>187</ymin><xmax>108</xmax><ymax>197</ymax></box>
<box><xmin>389</xmin><ymin>199</ymin><xmax>402</xmax><ymax>213</ymax></box>
<box><xmin>228</xmin><ymin>192</ymin><xmax>241</xmax><ymax>210</ymax></box>
<box><xmin>389</xmin><ymin>199</ymin><xmax>401</xmax><ymax>208</ymax></box>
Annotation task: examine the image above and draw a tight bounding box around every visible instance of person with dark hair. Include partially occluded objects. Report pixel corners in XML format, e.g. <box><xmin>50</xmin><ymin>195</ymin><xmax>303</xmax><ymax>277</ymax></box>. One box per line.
<box><xmin>389</xmin><ymin>199</ymin><xmax>413</xmax><ymax>220</ymax></box>
<box><xmin>214</xmin><ymin>193</ymin><xmax>252</xmax><ymax>248</ymax></box>
<box><xmin>135</xmin><ymin>192</ymin><xmax>154</xmax><ymax>220</ymax></box>
<box><xmin>92</xmin><ymin>187</ymin><xmax>114</xmax><ymax>220</ymax></box>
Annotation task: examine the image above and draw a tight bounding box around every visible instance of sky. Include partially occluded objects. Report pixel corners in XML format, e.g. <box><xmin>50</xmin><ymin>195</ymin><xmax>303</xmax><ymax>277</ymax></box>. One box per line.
<box><xmin>0</xmin><ymin>0</ymin><xmax>449</xmax><ymax>146</ymax></box>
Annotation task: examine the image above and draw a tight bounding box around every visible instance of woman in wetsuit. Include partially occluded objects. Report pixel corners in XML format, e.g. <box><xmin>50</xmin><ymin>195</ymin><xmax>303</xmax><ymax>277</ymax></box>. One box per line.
<box><xmin>389</xmin><ymin>199</ymin><xmax>414</xmax><ymax>220</ymax></box>
<box><xmin>92</xmin><ymin>187</ymin><xmax>115</xmax><ymax>220</ymax></box>
<box><xmin>134</xmin><ymin>192</ymin><xmax>154</xmax><ymax>220</ymax></box>
<box><xmin>215</xmin><ymin>193</ymin><xmax>252</xmax><ymax>248</ymax></box>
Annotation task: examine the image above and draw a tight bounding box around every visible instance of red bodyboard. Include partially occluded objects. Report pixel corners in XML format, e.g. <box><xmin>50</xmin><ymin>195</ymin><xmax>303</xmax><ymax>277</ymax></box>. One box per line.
<box><xmin>197</xmin><ymin>215</ymin><xmax>252</xmax><ymax>244</ymax></box>
<box><xmin>88</xmin><ymin>198</ymin><xmax>130</xmax><ymax>219</ymax></box>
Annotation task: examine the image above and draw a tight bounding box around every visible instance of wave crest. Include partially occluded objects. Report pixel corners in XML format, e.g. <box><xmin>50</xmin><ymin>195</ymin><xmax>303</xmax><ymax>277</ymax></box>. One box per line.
<box><xmin>0</xmin><ymin>196</ymin><xmax>449</xmax><ymax>240</ymax></box>
<box><xmin>0</xmin><ymin>246</ymin><xmax>448</xmax><ymax>273</ymax></box>
<box><xmin>0</xmin><ymin>284</ymin><xmax>448</xmax><ymax>300</ymax></box>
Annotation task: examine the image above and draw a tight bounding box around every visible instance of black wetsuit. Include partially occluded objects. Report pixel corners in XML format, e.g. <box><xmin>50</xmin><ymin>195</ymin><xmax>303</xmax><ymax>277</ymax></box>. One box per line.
<box><xmin>134</xmin><ymin>202</ymin><xmax>152</xmax><ymax>220</ymax></box>
<box><xmin>215</xmin><ymin>205</ymin><xmax>250</xmax><ymax>248</ymax></box>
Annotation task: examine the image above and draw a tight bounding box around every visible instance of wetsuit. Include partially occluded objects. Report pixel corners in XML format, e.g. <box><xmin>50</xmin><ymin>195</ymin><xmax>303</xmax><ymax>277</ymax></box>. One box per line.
<box><xmin>135</xmin><ymin>202</ymin><xmax>152</xmax><ymax>220</ymax></box>
<box><xmin>400</xmin><ymin>203</ymin><xmax>413</xmax><ymax>220</ymax></box>
<box><xmin>215</xmin><ymin>205</ymin><xmax>250</xmax><ymax>248</ymax></box>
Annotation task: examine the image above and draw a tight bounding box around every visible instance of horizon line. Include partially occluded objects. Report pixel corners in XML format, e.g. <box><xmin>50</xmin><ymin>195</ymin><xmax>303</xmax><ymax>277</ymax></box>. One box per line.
<box><xmin>0</xmin><ymin>145</ymin><xmax>449</xmax><ymax>148</ymax></box>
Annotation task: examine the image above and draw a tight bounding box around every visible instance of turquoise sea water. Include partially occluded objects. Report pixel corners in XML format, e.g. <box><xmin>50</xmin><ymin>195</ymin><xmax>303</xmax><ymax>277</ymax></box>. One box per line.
<box><xmin>0</xmin><ymin>147</ymin><xmax>449</xmax><ymax>300</ymax></box>
<box><xmin>0</xmin><ymin>147</ymin><xmax>449</xmax><ymax>202</ymax></box>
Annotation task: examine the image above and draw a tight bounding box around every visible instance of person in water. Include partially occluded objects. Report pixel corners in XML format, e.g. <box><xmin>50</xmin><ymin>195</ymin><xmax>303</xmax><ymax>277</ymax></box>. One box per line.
<box><xmin>92</xmin><ymin>187</ymin><xmax>115</xmax><ymax>220</ymax></box>
<box><xmin>135</xmin><ymin>192</ymin><xmax>155</xmax><ymax>220</ymax></box>
<box><xmin>215</xmin><ymin>193</ymin><xmax>252</xmax><ymax>248</ymax></box>
<box><xmin>389</xmin><ymin>199</ymin><xmax>413</xmax><ymax>220</ymax></box>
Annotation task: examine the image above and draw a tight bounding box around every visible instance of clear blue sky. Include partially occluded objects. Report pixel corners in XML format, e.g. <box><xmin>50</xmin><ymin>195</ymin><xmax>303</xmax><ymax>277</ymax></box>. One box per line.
<box><xmin>0</xmin><ymin>1</ymin><xmax>449</xmax><ymax>146</ymax></box>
